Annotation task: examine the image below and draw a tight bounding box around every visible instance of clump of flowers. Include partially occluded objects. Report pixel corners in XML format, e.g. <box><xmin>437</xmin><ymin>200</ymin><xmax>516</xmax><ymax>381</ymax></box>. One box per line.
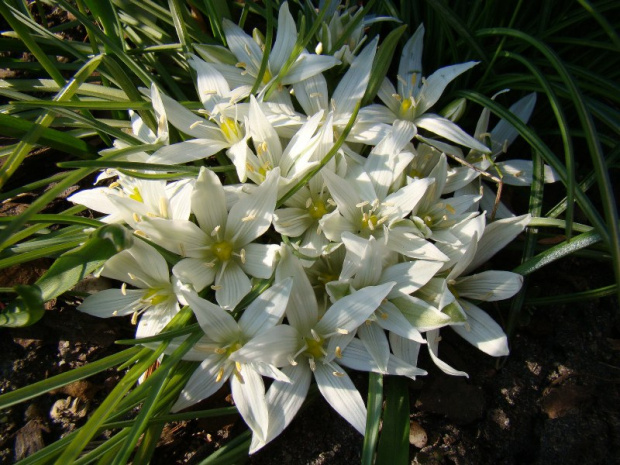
<box><xmin>70</xmin><ymin>1</ymin><xmax>550</xmax><ymax>453</ymax></box>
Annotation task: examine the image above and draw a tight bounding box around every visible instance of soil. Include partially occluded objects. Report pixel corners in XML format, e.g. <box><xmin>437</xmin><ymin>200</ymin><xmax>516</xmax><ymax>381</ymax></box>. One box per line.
<box><xmin>1</xmin><ymin>251</ymin><xmax>618</xmax><ymax>464</ymax></box>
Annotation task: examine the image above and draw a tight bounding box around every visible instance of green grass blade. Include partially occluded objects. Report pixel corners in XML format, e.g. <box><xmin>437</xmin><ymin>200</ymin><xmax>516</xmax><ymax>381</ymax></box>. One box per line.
<box><xmin>499</xmin><ymin>50</ymin><xmax>575</xmax><ymax>239</ymax></box>
<box><xmin>456</xmin><ymin>90</ymin><xmax>608</xmax><ymax>243</ymax></box>
<box><xmin>527</xmin><ymin>284</ymin><xmax>618</xmax><ymax>306</ymax></box>
<box><xmin>0</xmin><ymin>54</ymin><xmax>104</xmax><ymax>189</ymax></box>
<box><xmin>55</xmin><ymin>343</ymin><xmax>168</xmax><ymax>463</ymax></box>
<box><xmin>477</xmin><ymin>27</ymin><xmax>620</xmax><ymax>300</ymax></box>
<box><xmin>376</xmin><ymin>376</ymin><xmax>409</xmax><ymax>465</ymax></box>
<box><xmin>513</xmin><ymin>230</ymin><xmax>603</xmax><ymax>277</ymax></box>
<box><xmin>362</xmin><ymin>372</ymin><xmax>383</xmax><ymax>465</ymax></box>
<box><xmin>0</xmin><ymin>113</ymin><xmax>97</xmax><ymax>158</ymax></box>
<box><xmin>362</xmin><ymin>24</ymin><xmax>407</xmax><ymax>106</ymax></box>
<box><xmin>0</xmin><ymin>347</ymin><xmax>141</xmax><ymax>410</ymax></box>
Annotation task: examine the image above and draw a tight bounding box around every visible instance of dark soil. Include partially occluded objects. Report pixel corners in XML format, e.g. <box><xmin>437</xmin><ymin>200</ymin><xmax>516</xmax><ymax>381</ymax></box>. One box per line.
<box><xmin>1</xmin><ymin>254</ymin><xmax>619</xmax><ymax>464</ymax></box>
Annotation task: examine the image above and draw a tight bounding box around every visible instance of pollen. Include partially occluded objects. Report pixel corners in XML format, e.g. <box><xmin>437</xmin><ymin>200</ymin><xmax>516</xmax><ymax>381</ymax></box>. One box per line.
<box><xmin>215</xmin><ymin>366</ymin><xmax>225</xmax><ymax>382</ymax></box>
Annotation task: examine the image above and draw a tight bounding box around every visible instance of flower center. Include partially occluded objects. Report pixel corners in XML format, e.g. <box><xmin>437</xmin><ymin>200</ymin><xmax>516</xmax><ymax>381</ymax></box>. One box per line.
<box><xmin>398</xmin><ymin>96</ymin><xmax>415</xmax><ymax>119</ymax></box>
<box><xmin>220</xmin><ymin>117</ymin><xmax>242</xmax><ymax>144</ymax></box>
<box><xmin>308</xmin><ymin>199</ymin><xmax>329</xmax><ymax>220</ymax></box>
<box><xmin>304</xmin><ymin>336</ymin><xmax>325</xmax><ymax>359</ymax></box>
<box><xmin>142</xmin><ymin>288</ymin><xmax>169</xmax><ymax>306</ymax></box>
<box><xmin>129</xmin><ymin>187</ymin><xmax>143</xmax><ymax>203</ymax></box>
<box><xmin>212</xmin><ymin>241</ymin><xmax>234</xmax><ymax>262</ymax></box>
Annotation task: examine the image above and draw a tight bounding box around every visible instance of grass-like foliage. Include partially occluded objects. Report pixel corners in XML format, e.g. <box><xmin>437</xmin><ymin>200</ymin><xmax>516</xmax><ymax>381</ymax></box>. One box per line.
<box><xmin>0</xmin><ymin>0</ymin><xmax>618</xmax><ymax>463</ymax></box>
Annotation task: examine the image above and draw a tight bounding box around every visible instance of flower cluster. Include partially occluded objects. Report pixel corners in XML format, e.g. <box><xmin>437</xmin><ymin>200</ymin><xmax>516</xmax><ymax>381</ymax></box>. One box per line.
<box><xmin>70</xmin><ymin>2</ymin><xmax>554</xmax><ymax>453</ymax></box>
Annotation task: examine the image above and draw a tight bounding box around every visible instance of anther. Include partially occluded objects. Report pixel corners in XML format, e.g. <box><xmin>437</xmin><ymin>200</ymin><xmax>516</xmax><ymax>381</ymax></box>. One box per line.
<box><xmin>336</xmin><ymin>328</ymin><xmax>349</xmax><ymax>335</ymax></box>
<box><xmin>211</xmin><ymin>225</ymin><xmax>221</xmax><ymax>237</ymax></box>
<box><xmin>211</xmin><ymin>285</ymin><xmax>223</xmax><ymax>291</ymax></box>
<box><xmin>189</xmin><ymin>120</ymin><xmax>202</xmax><ymax>129</ymax></box>
<box><xmin>335</xmin><ymin>346</ymin><xmax>343</xmax><ymax>359</ymax></box>
<box><xmin>132</xmin><ymin>213</ymin><xmax>141</xmax><ymax>223</ymax></box>
<box><xmin>242</xmin><ymin>214</ymin><xmax>256</xmax><ymax>222</ymax></box>
<box><xmin>310</xmin><ymin>328</ymin><xmax>321</xmax><ymax>341</ymax></box>
<box><xmin>121</xmin><ymin>283</ymin><xmax>127</xmax><ymax>296</ymax></box>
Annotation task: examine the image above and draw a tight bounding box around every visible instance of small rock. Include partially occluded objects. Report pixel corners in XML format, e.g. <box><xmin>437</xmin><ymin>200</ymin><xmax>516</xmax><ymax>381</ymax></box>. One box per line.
<box><xmin>540</xmin><ymin>385</ymin><xmax>592</xmax><ymax>419</ymax></box>
<box><xmin>409</xmin><ymin>420</ymin><xmax>428</xmax><ymax>448</ymax></box>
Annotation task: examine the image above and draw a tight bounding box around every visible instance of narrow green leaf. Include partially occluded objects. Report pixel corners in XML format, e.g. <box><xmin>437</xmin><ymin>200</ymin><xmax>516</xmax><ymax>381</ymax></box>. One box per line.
<box><xmin>0</xmin><ymin>54</ymin><xmax>104</xmax><ymax>189</ymax></box>
<box><xmin>362</xmin><ymin>24</ymin><xmax>407</xmax><ymax>106</ymax></box>
<box><xmin>0</xmin><ymin>285</ymin><xmax>44</xmax><ymax>328</ymax></box>
<box><xmin>0</xmin><ymin>346</ymin><xmax>141</xmax><ymax>409</ymax></box>
<box><xmin>376</xmin><ymin>376</ymin><xmax>409</xmax><ymax>465</ymax></box>
<box><xmin>55</xmin><ymin>343</ymin><xmax>168</xmax><ymax>463</ymax></box>
<box><xmin>42</xmin><ymin>224</ymin><xmax>131</xmax><ymax>299</ymax></box>
<box><xmin>0</xmin><ymin>113</ymin><xmax>97</xmax><ymax>157</ymax></box>
<box><xmin>362</xmin><ymin>372</ymin><xmax>383</xmax><ymax>465</ymax></box>
<box><xmin>512</xmin><ymin>230</ymin><xmax>603</xmax><ymax>276</ymax></box>
<box><xmin>477</xmin><ymin>27</ymin><xmax>620</xmax><ymax>300</ymax></box>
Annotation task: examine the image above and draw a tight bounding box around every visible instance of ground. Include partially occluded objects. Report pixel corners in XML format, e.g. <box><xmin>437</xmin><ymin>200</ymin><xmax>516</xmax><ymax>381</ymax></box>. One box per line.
<box><xmin>1</xmin><ymin>248</ymin><xmax>618</xmax><ymax>464</ymax></box>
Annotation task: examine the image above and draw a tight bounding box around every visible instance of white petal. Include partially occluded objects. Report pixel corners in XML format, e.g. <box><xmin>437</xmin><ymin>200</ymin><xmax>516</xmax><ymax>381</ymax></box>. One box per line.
<box><xmin>341</xmin><ymin>233</ymin><xmax>382</xmax><ymax>286</ymax></box>
<box><xmin>159</xmin><ymin>92</ymin><xmax>223</xmax><ymax>139</ymax></box>
<box><xmin>182</xmin><ymin>290</ymin><xmax>239</xmax><ymax>343</ymax></box>
<box><xmin>226</xmin><ymin>169</ymin><xmax>278</xmax><ymax>246</ymax></box>
<box><xmin>386</xmin><ymin>228</ymin><xmax>449</xmax><ymax>261</ymax></box>
<box><xmin>425</xmin><ymin>330</ymin><xmax>469</xmax><ymax>377</ymax></box>
<box><xmin>383</xmin><ymin>177</ymin><xmax>434</xmax><ymax>221</ymax></box>
<box><xmin>381</xmin><ymin>260</ymin><xmax>443</xmax><ymax>297</ymax></box>
<box><xmin>451</xmin><ymin>300</ymin><xmax>509</xmax><ymax>356</ymax></box>
<box><xmin>332</xmin><ymin>37</ymin><xmax>378</xmax><ymax>119</ymax></box>
<box><xmin>340</xmin><ymin>339</ymin><xmax>427</xmax><ymax>379</ymax></box>
<box><xmin>315</xmin><ymin>282</ymin><xmax>395</xmax><ymax>335</ymax></box>
<box><xmin>455</xmin><ymin>271</ymin><xmax>523</xmax><ymax>302</ymax></box>
<box><xmin>416</xmin><ymin>114</ymin><xmax>491</xmax><ymax>153</ymax></box>
<box><xmin>375</xmin><ymin>301</ymin><xmax>425</xmax><ymax>343</ymax></box>
<box><xmin>292</xmin><ymin>73</ymin><xmax>328</xmax><ymax>116</ymax></box>
<box><xmin>172</xmin><ymin>258</ymin><xmax>217</xmax><ymax>292</ymax></box>
<box><xmin>222</xmin><ymin>19</ymin><xmax>263</xmax><ymax>75</ymax></box>
<box><xmin>232</xmin><ymin>324</ymin><xmax>299</xmax><ymax>366</ymax></box>
<box><xmin>148</xmin><ymin>139</ymin><xmax>227</xmax><ymax>164</ymax></box>
<box><xmin>138</xmin><ymin>218</ymin><xmax>209</xmax><ymax>258</ymax></box>
<box><xmin>249</xmin><ymin>364</ymin><xmax>312</xmax><ymax>453</ymax></box>
<box><xmin>249</xmin><ymin>96</ymin><xmax>282</xmax><ymax>164</ymax></box>
<box><xmin>270</xmin><ymin>2</ymin><xmax>296</xmax><ymax>71</ymax></box>
<box><xmin>465</xmin><ymin>214</ymin><xmax>531</xmax><ymax>274</ymax></box>
<box><xmin>389</xmin><ymin>333</ymin><xmax>422</xmax><ymax>366</ymax></box>
<box><xmin>136</xmin><ymin>300</ymin><xmax>179</xmax><ymax>338</ymax></box>
<box><xmin>231</xmin><ymin>366</ymin><xmax>269</xmax><ymax>442</ymax></box>
<box><xmin>282</xmin><ymin>53</ymin><xmax>340</xmax><ymax>85</ymax></box>
<box><xmin>192</xmin><ymin>167</ymin><xmax>228</xmax><ymax>233</ymax></box>
<box><xmin>78</xmin><ymin>289</ymin><xmax>142</xmax><ymax>318</ymax></box>
<box><xmin>172</xmin><ymin>356</ymin><xmax>230</xmax><ymax>411</ymax></box>
<box><xmin>190</xmin><ymin>56</ymin><xmax>230</xmax><ymax>112</ymax></box>
<box><xmin>238</xmin><ymin>278</ymin><xmax>293</xmax><ymax>338</ymax></box>
<box><xmin>358</xmin><ymin>322</ymin><xmax>390</xmax><ymax>372</ymax></box>
<box><xmin>318</xmin><ymin>209</ymin><xmax>356</xmax><ymax>243</ymax></box>
<box><xmin>273</xmin><ymin>208</ymin><xmax>313</xmax><ymax>237</ymax></box>
<box><xmin>239</xmin><ymin>243</ymin><xmax>279</xmax><ymax>279</ymax></box>
<box><xmin>398</xmin><ymin>24</ymin><xmax>425</xmax><ymax>98</ymax></box>
<box><xmin>215</xmin><ymin>260</ymin><xmax>252</xmax><ymax>310</ymax></box>
<box><xmin>390</xmin><ymin>295</ymin><xmax>451</xmax><ymax>331</ymax></box>
<box><xmin>275</xmin><ymin>245</ymin><xmax>319</xmax><ymax>334</ymax></box>
<box><xmin>490</xmin><ymin>92</ymin><xmax>536</xmax><ymax>154</ymax></box>
<box><xmin>416</xmin><ymin>62</ymin><xmax>478</xmax><ymax>115</ymax></box>
<box><xmin>314</xmin><ymin>362</ymin><xmax>366</xmax><ymax>434</ymax></box>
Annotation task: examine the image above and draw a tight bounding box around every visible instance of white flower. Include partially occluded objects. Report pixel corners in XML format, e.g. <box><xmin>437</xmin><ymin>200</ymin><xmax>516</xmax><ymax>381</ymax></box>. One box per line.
<box><xmin>78</xmin><ymin>239</ymin><xmax>182</xmax><ymax>338</ymax></box>
<box><xmin>173</xmin><ymin>279</ymin><xmax>298</xmax><ymax>444</ymax></box>
<box><xmin>219</xmin><ymin>2</ymin><xmax>339</xmax><ymax>102</ymax></box>
<box><xmin>249</xmin><ymin>246</ymin><xmax>397</xmax><ymax>453</ymax></box>
<box><xmin>359</xmin><ymin>24</ymin><xmax>490</xmax><ymax>152</ymax></box>
<box><xmin>69</xmin><ymin>173</ymin><xmax>193</xmax><ymax>227</ymax></box>
<box><xmin>137</xmin><ymin>168</ymin><xmax>279</xmax><ymax>309</ymax></box>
